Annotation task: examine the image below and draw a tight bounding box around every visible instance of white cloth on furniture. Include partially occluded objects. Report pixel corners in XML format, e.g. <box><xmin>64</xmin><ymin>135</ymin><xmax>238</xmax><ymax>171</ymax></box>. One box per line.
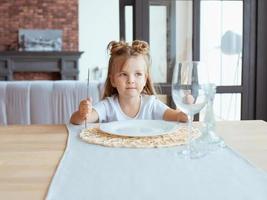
<box><xmin>0</xmin><ymin>81</ymin><xmax>101</xmax><ymax>125</ymax></box>
<box><xmin>30</xmin><ymin>81</ymin><xmax>54</xmax><ymax>124</ymax></box>
<box><xmin>6</xmin><ymin>82</ymin><xmax>31</xmax><ymax>125</ymax></box>
<box><xmin>51</xmin><ymin>81</ymin><xmax>100</xmax><ymax>124</ymax></box>
<box><xmin>0</xmin><ymin>82</ymin><xmax>7</xmax><ymax>125</ymax></box>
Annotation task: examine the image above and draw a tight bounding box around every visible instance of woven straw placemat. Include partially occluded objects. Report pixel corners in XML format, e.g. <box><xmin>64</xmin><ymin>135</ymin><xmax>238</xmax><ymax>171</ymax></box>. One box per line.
<box><xmin>80</xmin><ymin>125</ymin><xmax>201</xmax><ymax>148</ymax></box>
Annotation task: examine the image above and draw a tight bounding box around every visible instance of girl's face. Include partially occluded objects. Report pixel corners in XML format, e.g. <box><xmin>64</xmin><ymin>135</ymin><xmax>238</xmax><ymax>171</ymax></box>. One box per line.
<box><xmin>110</xmin><ymin>55</ymin><xmax>148</xmax><ymax>99</ymax></box>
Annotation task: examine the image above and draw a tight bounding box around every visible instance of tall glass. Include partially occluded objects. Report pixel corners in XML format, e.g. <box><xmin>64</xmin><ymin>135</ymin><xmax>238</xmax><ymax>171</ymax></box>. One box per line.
<box><xmin>172</xmin><ymin>61</ymin><xmax>207</xmax><ymax>159</ymax></box>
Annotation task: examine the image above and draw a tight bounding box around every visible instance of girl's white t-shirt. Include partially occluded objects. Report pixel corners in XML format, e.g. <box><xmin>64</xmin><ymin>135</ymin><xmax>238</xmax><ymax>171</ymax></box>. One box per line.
<box><xmin>93</xmin><ymin>94</ymin><xmax>169</xmax><ymax>123</ymax></box>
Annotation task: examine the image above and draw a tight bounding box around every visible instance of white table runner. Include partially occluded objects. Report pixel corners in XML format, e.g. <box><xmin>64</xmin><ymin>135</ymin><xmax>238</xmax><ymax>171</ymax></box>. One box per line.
<box><xmin>46</xmin><ymin>124</ymin><xmax>267</xmax><ymax>200</ymax></box>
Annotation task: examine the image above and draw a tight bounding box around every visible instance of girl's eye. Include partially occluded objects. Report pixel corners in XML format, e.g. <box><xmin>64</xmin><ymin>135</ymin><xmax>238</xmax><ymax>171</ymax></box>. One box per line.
<box><xmin>119</xmin><ymin>73</ymin><xmax>127</xmax><ymax>76</ymax></box>
<box><xmin>135</xmin><ymin>73</ymin><xmax>143</xmax><ymax>76</ymax></box>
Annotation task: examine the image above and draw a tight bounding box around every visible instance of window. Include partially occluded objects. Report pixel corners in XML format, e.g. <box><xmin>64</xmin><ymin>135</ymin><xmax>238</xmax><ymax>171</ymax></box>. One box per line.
<box><xmin>200</xmin><ymin>1</ymin><xmax>243</xmax><ymax>120</ymax></box>
<box><xmin>120</xmin><ymin>0</ymin><xmax>255</xmax><ymax>120</ymax></box>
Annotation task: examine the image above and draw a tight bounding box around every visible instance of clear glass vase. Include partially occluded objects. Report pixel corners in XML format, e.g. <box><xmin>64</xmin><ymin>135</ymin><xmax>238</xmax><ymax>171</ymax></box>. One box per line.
<box><xmin>201</xmin><ymin>84</ymin><xmax>225</xmax><ymax>149</ymax></box>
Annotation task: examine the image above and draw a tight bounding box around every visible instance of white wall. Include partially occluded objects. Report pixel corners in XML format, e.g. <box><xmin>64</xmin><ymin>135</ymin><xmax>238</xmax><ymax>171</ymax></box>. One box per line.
<box><xmin>79</xmin><ymin>0</ymin><xmax>120</xmax><ymax>81</ymax></box>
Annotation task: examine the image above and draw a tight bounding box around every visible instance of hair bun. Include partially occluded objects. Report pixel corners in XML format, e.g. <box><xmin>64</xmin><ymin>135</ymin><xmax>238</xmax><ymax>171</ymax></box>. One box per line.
<box><xmin>131</xmin><ymin>40</ymin><xmax>149</xmax><ymax>54</ymax></box>
<box><xmin>107</xmin><ymin>40</ymin><xmax>150</xmax><ymax>56</ymax></box>
<box><xmin>108</xmin><ymin>41</ymin><xmax>129</xmax><ymax>55</ymax></box>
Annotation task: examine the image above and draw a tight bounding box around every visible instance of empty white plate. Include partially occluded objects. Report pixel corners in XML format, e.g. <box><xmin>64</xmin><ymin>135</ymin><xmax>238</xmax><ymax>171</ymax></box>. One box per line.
<box><xmin>99</xmin><ymin>120</ymin><xmax>178</xmax><ymax>137</ymax></box>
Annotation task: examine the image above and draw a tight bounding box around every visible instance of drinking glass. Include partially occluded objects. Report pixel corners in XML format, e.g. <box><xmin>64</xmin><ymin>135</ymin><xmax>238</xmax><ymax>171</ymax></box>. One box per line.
<box><xmin>172</xmin><ymin>61</ymin><xmax>207</xmax><ymax>159</ymax></box>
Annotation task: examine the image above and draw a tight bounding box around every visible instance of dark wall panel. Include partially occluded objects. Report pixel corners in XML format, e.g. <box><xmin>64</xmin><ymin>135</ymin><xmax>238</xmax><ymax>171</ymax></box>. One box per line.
<box><xmin>256</xmin><ymin>0</ymin><xmax>267</xmax><ymax>121</ymax></box>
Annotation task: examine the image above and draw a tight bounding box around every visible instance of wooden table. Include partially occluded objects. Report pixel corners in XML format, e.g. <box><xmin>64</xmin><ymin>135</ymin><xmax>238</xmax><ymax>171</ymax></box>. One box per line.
<box><xmin>0</xmin><ymin>120</ymin><xmax>267</xmax><ymax>200</ymax></box>
<box><xmin>0</xmin><ymin>125</ymin><xmax>68</xmax><ymax>200</ymax></box>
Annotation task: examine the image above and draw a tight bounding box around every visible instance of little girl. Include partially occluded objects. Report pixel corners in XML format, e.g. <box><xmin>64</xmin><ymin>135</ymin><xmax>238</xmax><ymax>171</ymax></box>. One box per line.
<box><xmin>70</xmin><ymin>40</ymin><xmax>187</xmax><ymax>124</ymax></box>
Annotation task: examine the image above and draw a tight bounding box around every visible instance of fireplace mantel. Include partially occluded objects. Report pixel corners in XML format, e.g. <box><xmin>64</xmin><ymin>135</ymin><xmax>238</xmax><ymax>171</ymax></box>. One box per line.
<box><xmin>0</xmin><ymin>51</ymin><xmax>83</xmax><ymax>80</ymax></box>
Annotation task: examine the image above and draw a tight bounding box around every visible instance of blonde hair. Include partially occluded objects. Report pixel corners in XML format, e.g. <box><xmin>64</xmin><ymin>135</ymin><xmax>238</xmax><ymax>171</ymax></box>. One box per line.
<box><xmin>102</xmin><ymin>40</ymin><xmax>156</xmax><ymax>99</ymax></box>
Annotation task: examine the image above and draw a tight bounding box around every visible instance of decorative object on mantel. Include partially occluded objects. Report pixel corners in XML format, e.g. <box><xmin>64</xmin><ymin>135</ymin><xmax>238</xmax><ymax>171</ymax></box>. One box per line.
<box><xmin>19</xmin><ymin>29</ymin><xmax>62</xmax><ymax>51</ymax></box>
<box><xmin>80</xmin><ymin>125</ymin><xmax>201</xmax><ymax>148</ymax></box>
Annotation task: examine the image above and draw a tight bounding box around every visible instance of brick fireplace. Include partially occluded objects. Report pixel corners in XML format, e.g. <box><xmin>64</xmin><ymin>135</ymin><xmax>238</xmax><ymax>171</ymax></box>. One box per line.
<box><xmin>0</xmin><ymin>0</ymin><xmax>79</xmax><ymax>80</ymax></box>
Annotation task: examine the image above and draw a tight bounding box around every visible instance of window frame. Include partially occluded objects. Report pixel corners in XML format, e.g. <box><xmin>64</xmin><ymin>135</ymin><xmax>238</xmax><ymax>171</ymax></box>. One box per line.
<box><xmin>119</xmin><ymin>0</ymin><xmax>257</xmax><ymax>119</ymax></box>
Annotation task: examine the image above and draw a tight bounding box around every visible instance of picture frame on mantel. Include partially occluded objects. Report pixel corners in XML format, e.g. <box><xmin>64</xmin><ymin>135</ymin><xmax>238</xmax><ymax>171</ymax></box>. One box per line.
<box><xmin>18</xmin><ymin>29</ymin><xmax>62</xmax><ymax>52</ymax></box>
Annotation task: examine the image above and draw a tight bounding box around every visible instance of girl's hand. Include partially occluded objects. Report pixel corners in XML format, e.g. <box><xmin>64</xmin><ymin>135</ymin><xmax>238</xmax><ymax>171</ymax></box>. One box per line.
<box><xmin>177</xmin><ymin>110</ymin><xmax>188</xmax><ymax>122</ymax></box>
<box><xmin>78</xmin><ymin>98</ymin><xmax>92</xmax><ymax>120</ymax></box>
<box><xmin>163</xmin><ymin>108</ymin><xmax>188</xmax><ymax>122</ymax></box>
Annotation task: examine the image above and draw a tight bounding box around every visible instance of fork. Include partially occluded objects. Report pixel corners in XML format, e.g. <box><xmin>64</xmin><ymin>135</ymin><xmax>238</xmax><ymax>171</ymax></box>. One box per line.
<box><xmin>85</xmin><ymin>68</ymin><xmax>90</xmax><ymax>129</ymax></box>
